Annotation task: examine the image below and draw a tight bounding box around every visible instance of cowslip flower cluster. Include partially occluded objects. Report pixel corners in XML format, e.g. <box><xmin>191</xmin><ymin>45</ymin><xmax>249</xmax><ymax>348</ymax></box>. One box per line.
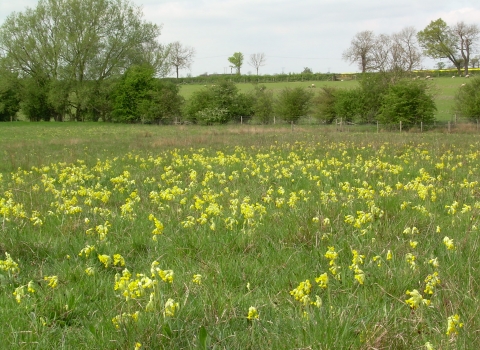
<box><xmin>349</xmin><ymin>249</ymin><xmax>365</xmax><ymax>285</ymax></box>
<box><xmin>325</xmin><ymin>246</ymin><xmax>341</xmax><ymax>279</ymax></box>
<box><xmin>164</xmin><ymin>298</ymin><xmax>179</xmax><ymax>317</ymax></box>
<box><xmin>405</xmin><ymin>289</ymin><xmax>430</xmax><ymax>309</ymax></box>
<box><xmin>247</xmin><ymin>306</ymin><xmax>259</xmax><ymax>320</ymax></box>
<box><xmin>446</xmin><ymin>314</ymin><xmax>463</xmax><ymax>336</ymax></box>
<box><xmin>0</xmin><ymin>252</ymin><xmax>20</xmax><ymax>274</ymax></box>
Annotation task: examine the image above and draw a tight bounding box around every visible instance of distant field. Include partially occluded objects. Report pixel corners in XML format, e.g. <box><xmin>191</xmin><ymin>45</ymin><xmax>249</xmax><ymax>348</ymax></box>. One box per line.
<box><xmin>178</xmin><ymin>76</ymin><xmax>468</xmax><ymax>122</ymax></box>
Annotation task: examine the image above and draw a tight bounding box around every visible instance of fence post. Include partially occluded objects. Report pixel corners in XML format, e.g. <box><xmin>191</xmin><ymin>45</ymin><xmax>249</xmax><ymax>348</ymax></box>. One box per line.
<box><xmin>377</xmin><ymin>121</ymin><xmax>379</xmax><ymax>133</ymax></box>
<box><xmin>477</xmin><ymin>119</ymin><xmax>479</xmax><ymax>131</ymax></box>
<box><xmin>421</xmin><ymin>121</ymin><xmax>423</xmax><ymax>133</ymax></box>
<box><xmin>241</xmin><ymin>116</ymin><xmax>243</xmax><ymax>124</ymax></box>
<box><xmin>291</xmin><ymin>121</ymin><xmax>294</xmax><ymax>132</ymax></box>
<box><xmin>400</xmin><ymin>121</ymin><xmax>402</xmax><ymax>133</ymax></box>
<box><xmin>448</xmin><ymin>121</ymin><xmax>451</xmax><ymax>133</ymax></box>
<box><xmin>274</xmin><ymin>116</ymin><xmax>276</xmax><ymax>124</ymax></box>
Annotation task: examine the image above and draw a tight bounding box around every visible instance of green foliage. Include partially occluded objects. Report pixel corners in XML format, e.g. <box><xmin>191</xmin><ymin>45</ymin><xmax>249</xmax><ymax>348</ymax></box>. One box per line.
<box><xmin>228</xmin><ymin>52</ymin><xmax>244</xmax><ymax>75</ymax></box>
<box><xmin>334</xmin><ymin>88</ymin><xmax>363</xmax><ymax>123</ymax></box>
<box><xmin>378</xmin><ymin>79</ymin><xmax>436</xmax><ymax>126</ymax></box>
<box><xmin>112</xmin><ymin>65</ymin><xmax>183</xmax><ymax>123</ymax></box>
<box><xmin>454</xmin><ymin>77</ymin><xmax>480</xmax><ymax>120</ymax></box>
<box><xmin>195</xmin><ymin>107</ymin><xmax>229</xmax><ymax>125</ymax></box>
<box><xmin>0</xmin><ymin>68</ymin><xmax>21</xmax><ymax>121</ymax></box>
<box><xmin>275</xmin><ymin>87</ymin><xmax>313</xmax><ymax>123</ymax></box>
<box><xmin>184</xmin><ymin>81</ymin><xmax>253</xmax><ymax>124</ymax></box>
<box><xmin>302</xmin><ymin>67</ymin><xmax>313</xmax><ymax>74</ymax></box>
<box><xmin>251</xmin><ymin>85</ymin><xmax>275</xmax><ymax>124</ymax></box>
<box><xmin>0</xmin><ymin>0</ymin><xmax>167</xmax><ymax>122</ymax></box>
<box><xmin>20</xmin><ymin>78</ymin><xmax>55</xmax><ymax>122</ymax></box>
<box><xmin>312</xmin><ymin>87</ymin><xmax>337</xmax><ymax>124</ymax></box>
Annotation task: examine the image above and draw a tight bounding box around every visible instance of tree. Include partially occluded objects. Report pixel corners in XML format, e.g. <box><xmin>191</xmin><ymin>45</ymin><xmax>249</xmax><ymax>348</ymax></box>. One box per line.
<box><xmin>168</xmin><ymin>41</ymin><xmax>196</xmax><ymax>79</ymax></box>
<box><xmin>0</xmin><ymin>64</ymin><xmax>21</xmax><ymax>121</ymax></box>
<box><xmin>0</xmin><ymin>0</ymin><xmax>168</xmax><ymax>121</ymax></box>
<box><xmin>454</xmin><ymin>77</ymin><xmax>480</xmax><ymax>120</ymax></box>
<box><xmin>275</xmin><ymin>87</ymin><xmax>313</xmax><ymax>123</ymax></box>
<box><xmin>302</xmin><ymin>67</ymin><xmax>313</xmax><ymax>74</ymax></box>
<box><xmin>251</xmin><ymin>85</ymin><xmax>274</xmax><ymax>124</ymax></box>
<box><xmin>471</xmin><ymin>56</ymin><xmax>480</xmax><ymax>68</ymax></box>
<box><xmin>228</xmin><ymin>52</ymin><xmax>244</xmax><ymax>75</ymax></box>
<box><xmin>248</xmin><ymin>53</ymin><xmax>266</xmax><ymax>75</ymax></box>
<box><xmin>112</xmin><ymin>64</ymin><xmax>183</xmax><ymax>123</ymax></box>
<box><xmin>312</xmin><ymin>86</ymin><xmax>337</xmax><ymax>124</ymax></box>
<box><xmin>417</xmin><ymin>19</ymin><xmax>462</xmax><ymax>75</ymax></box>
<box><xmin>378</xmin><ymin>79</ymin><xmax>436</xmax><ymax>126</ymax></box>
<box><xmin>342</xmin><ymin>31</ymin><xmax>377</xmax><ymax>73</ymax></box>
<box><xmin>435</xmin><ymin>62</ymin><xmax>446</xmax><ymax>70</ymax></box>
<box><xmin>452</xmin><ymin>22</ymin><xmax>479</xmax><ymax>75</ymax></box>
<box><xmin>391</xmin><ymin>27</ymin><xmax>422</xmax><ymax>72</ymax></box>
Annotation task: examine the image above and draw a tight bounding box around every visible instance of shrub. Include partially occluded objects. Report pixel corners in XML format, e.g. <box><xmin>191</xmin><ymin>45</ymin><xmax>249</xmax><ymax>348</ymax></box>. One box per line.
<box><xmin>312</xmin><ymin>86</ymin><xmax>337</xmax><ymax>124</ymax></box>
<box><xmin>454</xmin><ymin>77</ymin><xmax>480</xmax><ymax>120</ymax></box>
<box><xmin>377</xmin><ymin>79</ymin><xmax>436</xmax><ymax>126</ymax></box>
<box><xmin>275</xmin><ymin>87</ymin><xmax>313</xmax><ymax>123</ymax></box>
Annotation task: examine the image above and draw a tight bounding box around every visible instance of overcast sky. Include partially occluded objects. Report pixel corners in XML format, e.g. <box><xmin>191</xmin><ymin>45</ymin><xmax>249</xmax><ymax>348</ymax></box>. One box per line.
<box><xmin>1</xmin><ymin>0</ymin><xmax>479</xmax><ymax>77</ymax></box>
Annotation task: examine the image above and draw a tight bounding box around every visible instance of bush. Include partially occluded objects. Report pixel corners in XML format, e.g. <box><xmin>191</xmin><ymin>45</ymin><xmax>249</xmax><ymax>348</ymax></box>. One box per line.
<box><xmin>312</xmin><ymin>86</ymin><xmax>337</xmax><ymax>124</ymax></box>
<box><xmin>250</xmin><ymin>85</ymin><xmax>274</xmax><ymax>124</ymax></box>
<box><xmin>377</xmin><ymin>79</ymin><xmax>436</xmax><ymax>126</ymax></box>
<box><xmin>454</xmin><ymin>77</ymin><xmax>480</xmax><ymax>120</ymax></box>
<box><xmin>275</xmin><ymin>87</ymin><xmax>313</xmax><ymax>123</ymax></box>
<box><xmin>334</xmin><ymin>88</ymin><xmax>363</xmax><ymax>124</ymax></box>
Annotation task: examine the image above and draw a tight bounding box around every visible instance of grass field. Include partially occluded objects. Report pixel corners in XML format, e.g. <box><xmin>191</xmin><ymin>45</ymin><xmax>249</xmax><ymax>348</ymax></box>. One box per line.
<box><xmin>1</xmin><ymin>124</ymin><xmax>480</xmax><ymax>349</ymax></box>
<box><xmin>178</xmin><ymin>76</ymin><xmax>467</xmax><ymax>122</ymax></box>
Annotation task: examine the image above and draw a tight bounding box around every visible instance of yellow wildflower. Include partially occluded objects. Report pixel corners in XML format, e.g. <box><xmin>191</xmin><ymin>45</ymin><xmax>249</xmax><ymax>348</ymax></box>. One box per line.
<box><xmin>44</xmin><ymin>275</ymin><xmax>58</xmax><ymax>288</ymax></box>
<box><xmin>247</xmin><ymin>306</ymin><xmax>259</xmax><ymax>320</ymax></box>
<box><xmin>446</xmin><ymin>314</ymin><xmax>463</xmax><ymax>336</ymax></box>
<box><xmin>443</xmin><ymin>237</ymin><xmax>455</xmax><ymax>250</ymax></box>
<box><xmin>315</xmin><ymin>273</ymin><xmax>328</xmax><ymax>289</ymax></box>
<box><xmin>164</xmin><ymin>298</ymin><xmax>179</xmax><ymax>317</ymax></box>
<box><xmin>192</xmin><ymin>274</ymin><xmax>202</xmax><ymax>285</ymax></box>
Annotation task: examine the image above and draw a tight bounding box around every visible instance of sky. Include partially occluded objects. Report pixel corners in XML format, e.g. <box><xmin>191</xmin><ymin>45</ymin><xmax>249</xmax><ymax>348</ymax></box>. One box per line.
<box><xmin>1</xmin><ymin>0</ymin><xmax>479</xmax><ymax>77</ymax></box>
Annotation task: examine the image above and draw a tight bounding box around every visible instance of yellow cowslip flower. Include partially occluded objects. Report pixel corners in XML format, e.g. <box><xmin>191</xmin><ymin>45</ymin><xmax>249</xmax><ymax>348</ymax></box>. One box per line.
<box><xmin>315</xmin><ymin>273</ymin><xmax>328</xmax><ymax>289</ymax></box>
<box><xmin>372</xmin><ymin>255</ymin><xmax>382</xmax><ymax>267</ymax></box>
<box><xmin>27</xmin><ymin>280</ymin><xmax>35</xmax><ymax>293</ymax></box>
<box><xmin>85</xmin><ymin>267</ymin><xmax>95</xmax><ymax>276</ymax></box>
<box><xmin>44</xmin><ymin>275</ymin><xmax>58</xmax><ymax>288</ymax></box>
<box><xmin>290</xmin><ymin>280</ymin><xmax>312</xmax><ymax>303</ymax></box>
<box><xmin>428</xmin><ymin>257</ymin><xmax>439</xmax><ymax>268</ymax></box>
<box><xmin>443</xmin><ymin>237</ymin><xmax>455</xmax><ymax>250</ymax></box>
<box><xmin>247</xmin><ymin>306</ymin><xmax>259</xmax><ymax>320</ymax></box>
<box><xmin>113</xmin><ymin>254</ymin><xmax>126</xmax><ymax>267</ymax></box>
<box><xmin>98</xmin><ymin>254</ymin><xmax>112</xmax><ymax>268</ymax></box>
<box><xmin>311</xmin><ymin>295</ymin><xmax>322</xmax><ymax>308</ymax></box>
<box><xmin>13</xmin><ymin>285</ymin><xmax>25</xmax><ymax>303</ymax></box>
<box><xmin>386</xmin><ymin>250</ymin><xmax>393</xmax><ymax>260</ymax></box>
<box><xmin>409</xmin><ymin>240</ymin><xmax>418</xmax><ymax>249</ymax></box>
<box><xmin>436</xmin><ymin>226</ymin><xmax>441</xmax><ymax>233</ymax></box>
<box><xmin>424</xmin><ymin>272</ymin><xmax>441</xmax><ymax>295</ymax></box>
<box><xmin>424</xmin><ymin>341</ymin><xmax>434</xmax><ymax>350</ymax></box>
<box><xmin>446</xmin><ymin>314</ymin><xmax>463</xmax><ymax>336</ymax></box>
<box><xmin>354</xmin><ymin>269</ymin><xmax>365</xmax><ymax>285</ymax></box>
<box><xmin>0</xmin><ymin>252</ymin><xmax>20</xmax><ymax>274</ymax></box>
<box><xmin>192</xmin><ymin>274</ymin><xmax>202</xmax><ymax>285</ymax></box>
<box><xmin>134</xmin><ymin>342</ymin><xmax>142</xmax><ymax>350</ymax></box>
<box><xmin>324</xmin><ymin>246</ymin><xmax>338</xmax><ymax>265</ymax></box>
<box><xmin>405</xmin><ymin>289</ymin><xmax>430</xmax><ymax>309</ymax></box>
<box><xmin>164</xmin><ymin>298</ymin><xmax>179</xmax><ymax>317</ymax></box>
<box><xmin>78</xmin><ymin>245</ymin><xmax>96</xmax><ymax>258</ymax></box>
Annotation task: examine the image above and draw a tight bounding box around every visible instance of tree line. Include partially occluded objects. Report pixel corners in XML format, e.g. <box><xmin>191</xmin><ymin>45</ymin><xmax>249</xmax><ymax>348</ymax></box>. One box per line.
<box><xmin>343</xmin><ymin>19</ymin><xmax>480</xmax><ymax>75</ymax></box>
<box><xmin>0</xmin><ymin>0</ymin><xmax>479</xmax><ymax>123</ymax></box>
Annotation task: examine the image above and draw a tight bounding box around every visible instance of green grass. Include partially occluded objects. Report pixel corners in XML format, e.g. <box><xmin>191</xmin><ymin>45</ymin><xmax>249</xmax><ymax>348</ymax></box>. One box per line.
<box><xmin>179</xmin><ymin>77</ymin><xmax>466</xmax><ymax>122</ymax></box>
<box><xmin>1</xmin><ymin>124</ymin><xmax>479</xmax><ymax>349</ymax></box>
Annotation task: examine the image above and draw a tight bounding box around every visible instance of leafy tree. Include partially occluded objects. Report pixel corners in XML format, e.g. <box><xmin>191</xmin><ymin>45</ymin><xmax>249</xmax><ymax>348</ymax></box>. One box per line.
<box><xmin>302</xmin><ymin>67</ymin><xmax>313</xmax><ymax>74</ymax></box>
<box><xmin>312</xmin><ymin>86</ymin><xmax>337</xmax><ymax>124</ymax></box>
<box><xmin>112</xmin><ymin>65</ymin><xmax>183</xmax><ymax>123</ymax></box>
<box><xmin>0</xmin><ymin>66</ymin><xmax>21</xmax><ymax>121</ymax></box>
<box><xmin>251</xmin><ymin>85</ymin><xmax>274</xmax><ymax>124</ymax></box>
<box><xmin>334</xmin><ymin>89</ymin><xmax>363</xmax><ymax>123</ymax></box>
<box><xmin>378</xmin><ymin>79</ymin><xmax>436</xmax><ymax>126</ymax></box>
<box><xmin>184</xmin><ymin>81</ymin><xmax>252</xmax><ymax>124</ymax></box>
<box><xmin>417</xmin><ymin>19</ymin><xmax>462</xmax><ymax>75</ymax></box>
<box><xmin>0</xmin><ymin>0</ymin><xmax>168</xmax><ymax>121</ymax></box>
<box><xmin>228</xmin><ymin>52</ymin><xmax>244</xmax><ymax>75</ymax></box>
<box><xmin>435</xmin><ymin>62</ymin><xmax>446</xmax><ymax>70</ymax></box>
<box><xmin>169</xmin><ymin>41</ymin><xmax>196</xmax><ymax>79</ymax></box>
<box><xmin>471</xmin><ymin>56</ymin><xmax>480</xmax><ymax>68</ymax></box>
<box><xmin>248</xmin><ymin>53</ymin><xmax>266</xmax><ymax>75</ymax></box>
<box><xmin>454</xmin><ymin>77</ymin><xmax>480</xmax><ymax>120</ymax></box>
<box><xmin>20</xmin><ymin>77</ymin><xmax>55</xmax><ymax>121</ymax></box>
<box><xmin>275</xmin><ymin>87</ymin><xmax>313</xmax><ymax>123</ymax></box>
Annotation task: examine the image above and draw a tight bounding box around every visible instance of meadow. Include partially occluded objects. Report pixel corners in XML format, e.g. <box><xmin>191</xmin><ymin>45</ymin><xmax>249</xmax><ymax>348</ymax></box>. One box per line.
<box><xmin>1</xmin><ymin>123</ymin><xmax>480</xmax><ymax>349</ymax></box>
<box><xmin>178</xmin><ymin>76</ymin><xmax>466</xmax><ymax>122</ymax></box>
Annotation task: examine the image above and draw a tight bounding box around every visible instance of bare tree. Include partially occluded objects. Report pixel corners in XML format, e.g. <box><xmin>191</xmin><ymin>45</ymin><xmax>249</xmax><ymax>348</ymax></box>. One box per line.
<box><xmin>371</xmin><ymin>34</ymin><xmax>392</xmax><ymax>72</ymax></box>
<box><xmin>168</xmin><ymin>41</ymin><xmax>196</xmax><ymax>78</ymax></box>
<box><xmin>452</xmin><ymin>22</ymin><xmax>479</xmax><ymax>75</ymax></box>
<box><xmin>342</xmin><ymin>31</ymin><xmax>377</xmax><ymax>73</ymax></box>
<box><xmin>471</xmin><ymin>55</ymin><xmax>480</xmax><ymax>68</ymax></box>
<box><xmin>248</xmin><ymin>53</ymin><xmax>266</xmax><ymax>75</ymax></box>
<box><xmin>391</xmin><ymin>26</ymin><xmax>422</xmax><ymax>72</ymax></box>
